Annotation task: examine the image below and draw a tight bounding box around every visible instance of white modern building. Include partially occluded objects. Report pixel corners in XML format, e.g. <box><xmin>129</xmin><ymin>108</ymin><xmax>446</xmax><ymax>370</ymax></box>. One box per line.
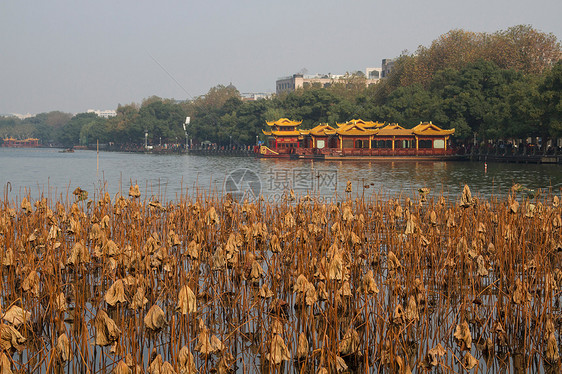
<box><xmin>365</xmin><ymin>67</ymin><xmax>382</xmax><ymax>80</ymax></box>
<box><xmin>87</xmin><ymin>109</ymin><xmax>117</xmax><ymax>118</ymax></box>
<box><xmin>276</xmin><ymin>62</ymin><xmax>390</xmax><ymax>95</ymax></box>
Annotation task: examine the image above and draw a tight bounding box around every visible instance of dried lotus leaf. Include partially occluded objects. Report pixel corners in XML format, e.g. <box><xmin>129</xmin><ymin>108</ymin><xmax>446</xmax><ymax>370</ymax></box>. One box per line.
<box><xmin>0</xmin><ymin>351</ymin><xmax>12</xmax><ymax>373</ymax></box>
<box><xmin>328</xmin><ymin>253</ymin><xmax>343</xmax><ymax>281</ymax></box>
<box><xmin>55</xmin><ymin>292</ymin><xmax>67</xmax><ymax>312</ymax></box>
<box><xmin>265</xmin><ymin>334</ymin><xmax>290</xmax><ymax>365</ymax></box>
<box><xmin>509</xmin><ymin>196</ymin><xmax>519</xmax><ymax>214</ymax></box>
<box><xmin>395</xmin><ymin>355</ymin><xmax>411</xmax><ymax>374</ymax></box>
<box><xmin>404</xmin><ymin>295</ymin><xmax>419</xmax><ymax>322</ymax></box>
<box><xmin>339</xmin><ymin>328</ymin><xmax>360</xmax><ymax>356</ymax></box>
<box><xmin>362</xmin><ymin>270</ymin><xmax>379</xmax><ymax>295</ymax></box>
<box><xmin>426</xmin><ymin>343</ymin><xmax>446</xmax><ymax>367</ymax></box>
<box><xmin>429</xmin><ymin>210</ymin><xmax>437</xmax><ymax>225</ymax></box>
<box><xmin>284</xmin><ymin>212</ymin><xmax>295</xmax><ymax>228</ymax></box>
<box><xmin>342</xmin><ymin>205</ymin><xmax>354</xmax><ymax>222</ymax></box>
<box><xmin>105</xmin><ymin>279</ymin><xmax>127</xmax><ymax>306</ymax></box>
<box><xmin>210</xmin><ymin>335</ymin><xmax>224</xmax><ymax>353</ymax></box>
<box><xmin>144</xmin><ymin>305</ymin><xmax>166</xmax><ymax>330</ymax></box>
<box><xmin>27</xmin><ymin>230</ymin><xmax>38</xmax><ymax>243</ymax></box>
<box><xmin>462</xmin><ymin>352</ymin><xmax>478</xmax><ymax>369</ymax></box>
<box><xmin>476</xmin><ymin>255</ymin><xmax>489</xmax><ymax>276</ymax></box>
<box><xmin>186</xmin><ymin>240</ymin><xmax>200</xmax><ymax>259</ymax></box>
<box><xmin>56</xmin><ymin>333</ymin><xmax>72</xmax><ymax>362</ymax></box>
<box><xmin>212</xmin><ymin>247</ymin><xmax>226</xmax><ymax>270</ymax></box>
<box><xmin>112</xmin><ymin>361</ymin><xmax>131</xmax><ymax>374</ymax></box>
<box><xmin>393</xmin><ymin>304</ymin><xmax>404</xmax><ymax>325</ymax></box>
<box><xmin>94</xmin><ymin>310</ymin><xmax>121</xmax><ymax>346</ymax></box>
<box><xmin>2</xmin><ymin>248</ymin><xmax>14</xmax><ymax>267</ymax></box>
<box><xmin>259</xmin><ymin>284</ymin><xmax>274</xmax><ymax>299</ymax></box>
<box><xmin>388</xmin><ymin>251</ymin><xmax>402</xmax><ymax>271</ymax></box>
<box><xmin>205</xmin><ymin>207</ymin><xmax>219</xmax><ymax>225</ymax></box>
<box><xmin>178</xmin><ymin>346</ymin><xmax>196</xmax><ymax>374</ymax></box>
<box><xmin>67</xmin><ymin>241</ymin><xmax>90</xmax><ymax>266</ymax></box>
<box><xmin>103</xmin><ymin>240</ymin><xmax>119</xmax><ymax>257</ymax></box>
<box><xmin>147</xmin><ymin>354</ymin><xmax>163</xmax><ymax>374</ymax></box>
<box><xmin>546</xmin><ymin>331</ymin><xmax>560</xmax><ymax>362</ymax></box>
<box><xmin>304</xmin><ymin>282</ymin><xmax>318</xmax><ymax>306</ymax></box>
<box><xmin>177</xmin><ymin>285</ymin><xmax>196</xmax><ymax>315</ymax></box>
<box><xmin>294</xmin><ymin>274</ymin><xmax>308</xmax><ymax>293</ymax></box>
<box><xmin>0</xmin><ymin>323</ymin><xmax>26</xmax><ymax>351</ymax></box>
<box><xmin>2</xmin><ymin>305</ymin><xmax>31</xmax><ymax>328</ymax></box>
<box><xmin>249</xmin><ymin>260</ymin><xmax>264</xmax><ymax>281</ymax></box>
<box><xmin>453</xmin><ymin>321</ymin><xmax>472</xmax><ymax>350</ymax></box>
<box><xmin>513</xmin><ymin>279</ymin><xmax>531</xmax><ymax>305</ymax></box>
<box><xmin>128</xmin><ymin>184</ymin><xmax>141</xmax><ymax>198</ymax></box>
<box><xmin>296</xmin><ymin>332</ymin><xmax>309</xmax><ymax>360</ymax></box>
<box><xmin>160</xmin><ymin>362</ymin><xmax>176</xmax><ymax>374</ymax></box>
<box><xmin>404</xmin><ymin>214</ymin><xmax>416</xmax><ymax>234</ymax></box>
<box><xmin>340</xmin><ymin>281</ymin><xmax>352</xmax><ymax>297</ymax></box>
<box><xmin>194</xmin><ymin>328</ymin><xmax>214</xmax><ymax>355</ymax></box>
<box><xmin>460</xmin><ymin>185</ymin><xmax>474</xmax><ymax>208</ymax></box>
<box><xmin>22</xmin><ymin>270</ymin><xmax>40</xmax><ymax>297</ymax></box>
<box><xmin>336</xmin><ymin>355</ymin><xmax>348</xmax><ymax>372</ymax></box>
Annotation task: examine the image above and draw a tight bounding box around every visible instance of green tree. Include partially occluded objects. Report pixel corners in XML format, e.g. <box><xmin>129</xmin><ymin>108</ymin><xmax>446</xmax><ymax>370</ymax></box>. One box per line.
<box><xmin>56</xmin><ymin>112</ymin><xmax>100</xmax><ymax>146</ymax></box>
<box><xmin>539</xmin><ymin>61</ymin><xmax>562</xmax><ymax>137</ymax></box>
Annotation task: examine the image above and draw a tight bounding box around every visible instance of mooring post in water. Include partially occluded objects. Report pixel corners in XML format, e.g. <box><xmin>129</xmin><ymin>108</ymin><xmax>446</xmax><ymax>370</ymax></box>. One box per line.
<box><xmin>97</xmin><ymin>139</ymin><xmax>99</xmax><ymax>178</ymax></box>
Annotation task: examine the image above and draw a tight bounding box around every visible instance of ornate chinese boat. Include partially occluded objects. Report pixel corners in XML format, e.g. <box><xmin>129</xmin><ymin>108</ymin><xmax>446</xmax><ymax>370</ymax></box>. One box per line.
<box><xmin>258</xmin><ymin>118</ymin><xmax>458</xmax><ymax>160</ymax></box>
<box><xmin>2</xmin><ymin>137</ymin><xmax>40</xmax><ymax>148</ymax></box>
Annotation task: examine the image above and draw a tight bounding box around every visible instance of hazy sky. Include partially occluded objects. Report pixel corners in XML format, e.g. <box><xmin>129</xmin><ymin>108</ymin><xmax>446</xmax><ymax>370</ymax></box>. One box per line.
<box><xmin>1</xmin><ymin>0</ymin><xmax>561</xmax><ymax>115</ymax></box>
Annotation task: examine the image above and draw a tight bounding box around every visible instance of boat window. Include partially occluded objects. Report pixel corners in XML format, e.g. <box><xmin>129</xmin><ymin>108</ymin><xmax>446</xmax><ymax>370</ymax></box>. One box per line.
<box><xmin>342</xmin><ymin>139</ymin><xmax>354</xmax><ymax>149</ymax></box>
<box><xmin>434</xmin><ymin>139</ymin><xmax>445</xmax><ymax>149</ymax></box>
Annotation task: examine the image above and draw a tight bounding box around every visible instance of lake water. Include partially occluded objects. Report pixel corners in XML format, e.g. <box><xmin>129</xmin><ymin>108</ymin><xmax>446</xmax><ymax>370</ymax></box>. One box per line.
<box><xmin>1</xmin><ymin>147</ymin><xmax>561</xmax><ymax>202</ymax></box>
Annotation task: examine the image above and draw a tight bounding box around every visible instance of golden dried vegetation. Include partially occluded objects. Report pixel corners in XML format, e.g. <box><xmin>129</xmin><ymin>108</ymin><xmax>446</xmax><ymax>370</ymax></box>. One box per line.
<box><xmin>0</xmin><ymin>184</ymin><xmax>561</xmax><ymax>373</ymax></box>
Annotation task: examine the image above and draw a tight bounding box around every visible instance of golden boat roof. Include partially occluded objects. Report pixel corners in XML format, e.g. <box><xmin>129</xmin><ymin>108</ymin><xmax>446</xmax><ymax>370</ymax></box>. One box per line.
<box><xmin>412</xmin><ymin>122</ymin><xmax>455</xmax><ymax>136</ymax></box>
<box><xmin>263</xmin><ymin>130</ymin><xmax>303</xmax><ymax>136</ymax></box>
<box><xmin>376</xmin><ymin>124</ymin><xmax>413</xmax><ymax>136</ymax></box>
<box><xmin>265</xmin><ymin>118</ymin><xmax>302</xmax><ymax>127</ymax></box>
<box><xmin>336</xmin><ymin>122</ymin><xmax>379</xmax><ymax>136</ymax></box>
<box><xmin>336</xmin><ymin>119</ymin><xmax>385</xmax><ymax>129</ymax></box>
<box><xmin>309</xmin><ymin>123</ymin><xmax>336</xmax><ymax>136</ymax></box>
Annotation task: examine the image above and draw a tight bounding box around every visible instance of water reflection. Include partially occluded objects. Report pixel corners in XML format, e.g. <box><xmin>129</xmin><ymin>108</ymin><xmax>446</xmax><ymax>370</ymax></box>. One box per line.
<box><xmin>1</xmin><ymin>148</ymin><xmax>561</xmax><ymax>201</ymax></box>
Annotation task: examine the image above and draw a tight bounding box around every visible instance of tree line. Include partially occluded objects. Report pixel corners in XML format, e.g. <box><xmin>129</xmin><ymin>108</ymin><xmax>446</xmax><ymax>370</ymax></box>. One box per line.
<box><xmin>1</xmin><ymin>25</ymin><xmax>560</xmax><ymax>149</ymax></box>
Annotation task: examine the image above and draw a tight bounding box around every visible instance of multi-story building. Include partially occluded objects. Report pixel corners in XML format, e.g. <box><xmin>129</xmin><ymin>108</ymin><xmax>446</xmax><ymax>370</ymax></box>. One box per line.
<box><xmin>241</xmin><ymin>92</ymin><xmax>273</xmax><ymax>101</ymax></box>
<box><xmin>275</xmin><ymin>63</ymin><xmax>389</xmax><ymax>95</ymax></box>
<box><xmin>381</xmin><ymin>59</ymin><xmax>395</xmax><ymax>78</ymax></box>
<box><xmin>365</xmin><ymin>67</ymin><xmax>382</xmax><ymax>80</ymax></box>
<box><xmin>87</xmin><ymin>109</ymin><xmax>117</xmax><ymax>118</ymax></box>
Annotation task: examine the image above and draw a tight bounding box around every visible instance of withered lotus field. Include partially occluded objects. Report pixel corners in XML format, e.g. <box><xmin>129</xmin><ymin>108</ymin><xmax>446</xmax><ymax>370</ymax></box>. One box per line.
<box><xmin>0</xmin><ymin>184</ymin><xmax>561</xmax><ymax>373</ymax></box>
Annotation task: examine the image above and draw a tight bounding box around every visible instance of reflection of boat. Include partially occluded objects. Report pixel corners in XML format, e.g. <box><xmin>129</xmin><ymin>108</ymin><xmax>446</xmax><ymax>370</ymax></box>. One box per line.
<box><xmin>257</xmin><ymin>118</ymin><xmax>459</xmax><ymax>160</ymax></box>
<box><xmin>59</xmin><ymin>148</ymin><xmax>74</xmax><ymax>153</ymax></box>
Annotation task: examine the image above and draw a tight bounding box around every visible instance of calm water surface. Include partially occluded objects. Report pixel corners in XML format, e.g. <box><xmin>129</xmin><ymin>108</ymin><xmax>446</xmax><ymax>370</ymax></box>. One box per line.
<box><xmin>1</xmin><ymin>147</ymin><xmax>561</xmax><ymax>202</ymax></box>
